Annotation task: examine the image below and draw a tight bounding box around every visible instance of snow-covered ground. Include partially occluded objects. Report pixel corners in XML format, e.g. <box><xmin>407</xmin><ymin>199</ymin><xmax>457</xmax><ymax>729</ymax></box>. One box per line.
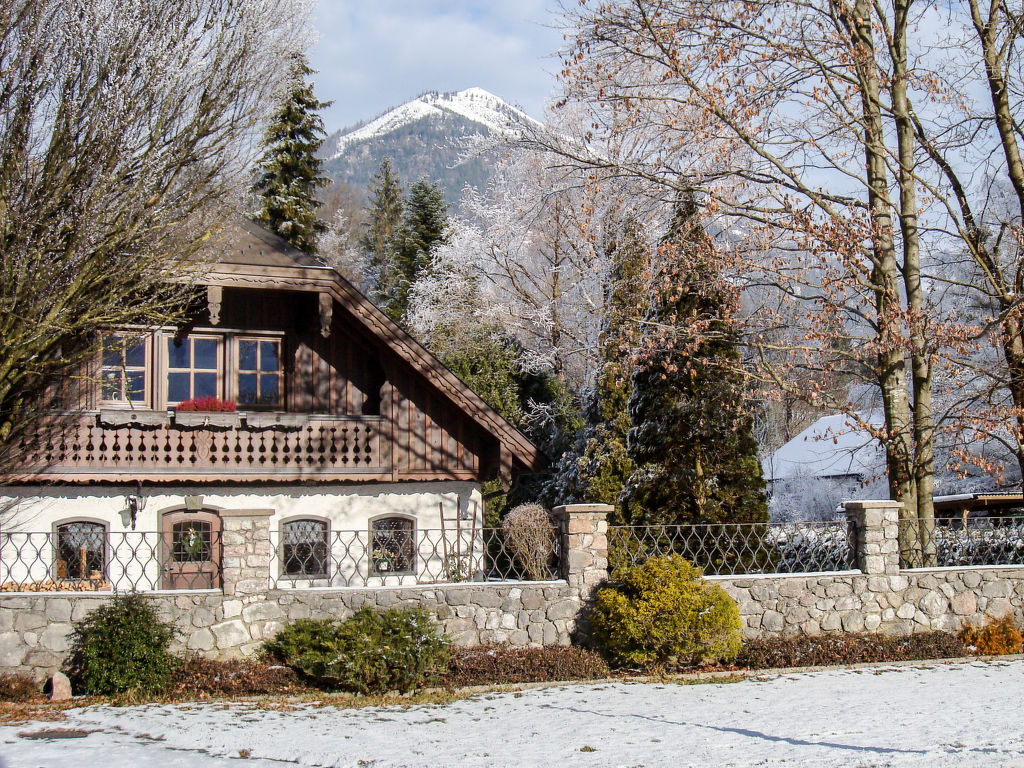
<box><xmin>3</xmin><ymin>660</ymin><xmax>1024</xmax><ymax>768</ymax></box>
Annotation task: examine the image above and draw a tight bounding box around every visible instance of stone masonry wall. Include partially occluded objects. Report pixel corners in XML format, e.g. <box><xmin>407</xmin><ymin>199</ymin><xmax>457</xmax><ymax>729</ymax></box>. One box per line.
<box><xmin>0</xmin><ymin>504</ymin><xmax>611</xmax><ymax>681</ymax></box>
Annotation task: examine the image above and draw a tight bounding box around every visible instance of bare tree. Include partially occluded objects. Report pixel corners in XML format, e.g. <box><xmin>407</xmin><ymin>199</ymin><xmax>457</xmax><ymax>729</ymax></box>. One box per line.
<box><xmin>0</xmin><ymin>0</ymin><xmax>312</xmax><ymax>472</ymax></box>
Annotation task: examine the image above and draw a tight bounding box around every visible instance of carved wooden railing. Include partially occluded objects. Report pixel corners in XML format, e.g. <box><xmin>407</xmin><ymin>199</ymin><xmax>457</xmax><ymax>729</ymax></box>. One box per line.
<box><xmin>13</xmin><ymin>412</ymin><xmax>386</xmax><ymax>481</ymax></box>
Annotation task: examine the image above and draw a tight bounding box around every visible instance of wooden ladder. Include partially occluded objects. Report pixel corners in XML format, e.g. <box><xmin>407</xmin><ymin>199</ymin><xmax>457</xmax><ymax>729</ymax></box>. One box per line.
<box><xmin>439</xmin><ymin>495</ymin><xmax>479</xmax><ymax>581</ymax></box>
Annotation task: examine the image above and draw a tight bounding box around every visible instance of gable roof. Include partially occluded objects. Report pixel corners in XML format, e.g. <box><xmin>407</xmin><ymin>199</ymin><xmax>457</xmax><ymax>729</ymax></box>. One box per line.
<box><xmin>763</xmin><ymin>412</ymin><xmax>885</xmax><ymax>482</ymax></box>
<box><xmin>207</xmin><ymin>217</ymin><xmax>545</xmax><ymax>473</ymax></box>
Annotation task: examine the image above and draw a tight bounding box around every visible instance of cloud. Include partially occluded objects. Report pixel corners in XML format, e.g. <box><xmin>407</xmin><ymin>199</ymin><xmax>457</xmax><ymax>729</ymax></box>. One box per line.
<box><xmin>309</xmin><ymin>0</ymin><xmax>562</xmax><ymax>131</ymax></box>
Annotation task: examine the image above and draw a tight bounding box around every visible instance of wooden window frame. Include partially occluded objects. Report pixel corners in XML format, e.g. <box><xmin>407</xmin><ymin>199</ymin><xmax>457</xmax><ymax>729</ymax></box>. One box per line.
<box><xmin>98</xmin><ymin>333</ymin><xmax>151</xmax><ymax>409</ymax></box>
<box><xmin>234</xmin><ymin>335</ymin><xmax>285</xmax><ymax>410</ymax></box>
<box><xmin>164</xmin><ymin>332</ymin><xmax>224</xmax><ymax>407</ymax></box>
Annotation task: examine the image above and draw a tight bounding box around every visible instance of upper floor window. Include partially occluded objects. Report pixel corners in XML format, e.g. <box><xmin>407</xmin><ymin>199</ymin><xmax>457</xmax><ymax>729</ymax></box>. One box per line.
<box><xmin>237</xmin><ymin>338</ymin><xmax>282</xmax><ymax>407</ymax></box>
<box><xmin>101</xmin><ymin>335</ymin><xmax>147</xmax><ymax>404</ymax></box>
<box><xmin>167</xmin><ymin>335</ymin><xmax>220</xmax><ymax>404</ymax></box>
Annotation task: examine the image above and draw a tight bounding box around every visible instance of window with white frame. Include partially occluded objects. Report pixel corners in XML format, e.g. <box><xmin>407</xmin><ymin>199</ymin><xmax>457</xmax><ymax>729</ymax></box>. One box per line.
<box><xmin>166</xmin><ymin>334</ymin><xmax>221</xmax><ymax>404</ymax></box>
<box><xmin>237</xmin><ymin>337</ymin><xmax>283</xmax><ymax>407</ymax></box>
<box><xmin>281</xmin><ymin>518</ymin><xmax>329</xmax><ymax>577</ymax></box>
<box><xmin>100</xmin><ymin>334</ymin><xmax>148</xmax><ymax>405</ymax></box>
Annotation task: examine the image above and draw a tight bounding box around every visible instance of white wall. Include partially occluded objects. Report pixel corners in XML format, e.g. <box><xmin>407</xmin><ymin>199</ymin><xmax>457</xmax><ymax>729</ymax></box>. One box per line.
<box><xmin>0</xmin><ymin>482</ymin><xmax>484</xmax><ymax>591</ymax></box>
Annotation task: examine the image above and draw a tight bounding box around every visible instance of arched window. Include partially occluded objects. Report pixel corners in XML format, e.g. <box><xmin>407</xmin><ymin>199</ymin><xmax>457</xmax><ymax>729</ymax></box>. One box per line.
<box><xmin>370</xmin><ymin>517</ymin><xmax>415</xmax><ymax>575</ymax></box>
<box><xmin>281</xmin><ymin>519</ymin><xmax>329</xmax><ymax>577</ymax></box>
<box><xmin>55</xmin><ymin>521</ymin><xmax>106</xmax><ymax>581</ymax></box>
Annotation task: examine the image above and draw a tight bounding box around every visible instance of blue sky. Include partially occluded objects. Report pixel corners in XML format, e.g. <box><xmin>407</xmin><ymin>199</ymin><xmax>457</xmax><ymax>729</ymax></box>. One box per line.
<box><xmin>309</xmin><ymin>1</ymin><xmax>564</xmax><ymax>132</ymax></box>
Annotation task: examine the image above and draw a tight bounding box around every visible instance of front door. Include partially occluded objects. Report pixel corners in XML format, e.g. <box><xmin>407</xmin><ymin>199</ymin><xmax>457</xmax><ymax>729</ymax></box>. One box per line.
<box><xmin>161</xmin><ymin>510</ymin><xmax>222</xmax><ymax>589</ymax></box>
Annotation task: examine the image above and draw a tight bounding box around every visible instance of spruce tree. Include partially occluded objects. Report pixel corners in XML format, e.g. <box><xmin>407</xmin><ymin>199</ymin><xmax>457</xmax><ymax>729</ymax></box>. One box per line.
<box><xmin>623</xmin><ymin>194</ymin><xmax>768</xmax><ymax>527</ymax></box>
<box><xmin>393</xmin><ymin>178</ymin><xmax>449</xmax><ymax>320</ymax></box>
<box><xmin>551</xmin><ymin>217</ymin><xmax>649</xmax><ymax>523</ymax></box>
<box><xmin>360</xmin><ymin>158</ymin><xmax>405</xmax><ymax>319</ymax></box>
<box><xmin>253</xmin><ymin>54</ymin><xmax>331</xmax><ymax>254</ymax></box>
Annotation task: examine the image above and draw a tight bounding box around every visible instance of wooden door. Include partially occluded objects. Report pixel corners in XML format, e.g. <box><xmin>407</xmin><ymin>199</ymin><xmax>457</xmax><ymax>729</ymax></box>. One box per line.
<box><xmin>161</xmin><ymin>510</ymin><xmax>222</xmax><ymax>589</ymax></box>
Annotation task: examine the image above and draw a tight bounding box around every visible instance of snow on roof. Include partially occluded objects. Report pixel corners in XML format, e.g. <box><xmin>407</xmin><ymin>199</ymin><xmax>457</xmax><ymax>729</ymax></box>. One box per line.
<box><xmin>763</xmin><ymin>412</ymin><xmax>885</xmax><ymax>482</ymax></box>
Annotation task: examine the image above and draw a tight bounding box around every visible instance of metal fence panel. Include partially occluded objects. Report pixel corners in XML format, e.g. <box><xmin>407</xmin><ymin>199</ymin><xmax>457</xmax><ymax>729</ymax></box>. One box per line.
<box><xmin>900</xmin><ymin>516</ymin><xmax>1024</xmax><ymax>568</ymax></box>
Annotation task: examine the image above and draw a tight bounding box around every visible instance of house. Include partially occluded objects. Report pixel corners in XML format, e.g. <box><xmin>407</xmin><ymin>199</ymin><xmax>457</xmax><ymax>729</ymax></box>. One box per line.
<box><xmin>0</xmin><ymin>219</ymin><xmax>545</xmax><ymax>591</ymax></box>
<box><xmin>762</xmin><ymin>412</ymin><xmax>886</xmax><ymax>520</ymax></box>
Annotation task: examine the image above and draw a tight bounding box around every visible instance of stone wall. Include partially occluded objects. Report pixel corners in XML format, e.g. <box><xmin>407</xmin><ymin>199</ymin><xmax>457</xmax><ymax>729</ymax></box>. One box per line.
<box><xmin>714</xmin><ymin>501</ymin><xmax>1024</xmax><ymax>637</ymax></box>
<box><xmin>0</xmin><ymin>504</ymin><xmax>611</xmax><ymax>681</ymax></box>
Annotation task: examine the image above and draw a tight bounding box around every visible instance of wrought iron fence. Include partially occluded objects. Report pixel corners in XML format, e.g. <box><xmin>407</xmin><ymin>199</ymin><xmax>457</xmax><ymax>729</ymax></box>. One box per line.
<box><xmin>608</xmin><ymin>521</ymin><xmax>856</xmax><ymax>576</ymax></box>
<box><xmin>269</xmin><ymin>526</ymin><xmax>560</xmax><ymax>588</ymax></box>
<box><xmin>900</xmin><ymin>515</ymin><xmax>1024</xmax><ymax>568</ymax></box>
<box><xmin>0</xmin><ymin>529</ymin><xmax>223</xmax><ymax>592</ymax></box>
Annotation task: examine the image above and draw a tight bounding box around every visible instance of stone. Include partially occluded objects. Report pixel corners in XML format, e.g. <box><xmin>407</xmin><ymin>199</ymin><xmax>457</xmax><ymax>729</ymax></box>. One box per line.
<box><xmin>950</xmin><ymin>591</ymin><xmax>977</xmax><ymax>616</ymax></box>
<box><xmin>761</xmin><ymin>611</ymin><xmax>785</xmax><ymax>633</ymax></box>
<box><xmin>841</xmin><ymin>612</ymin><xmax>865</xmax><ymax>632</ymax></box>
<box><xmin>221</xmin><ymin>600</ymin><xmax>243</xmax><ymax>618</ymax></box>
<box><xmin>896</xmin><ymin>603</ymin><xmax>916</xmax><ymax>620</ymax></box>
<box><xmin>45</xmin><ymin>672</ymin><xmax>71</xmax><ymax>701</ymax></box>
<box><xmin>546</xmin><ymin>601</ymin><xmax>578</xmax><ymax>621</ymax></box>
<box><xmin>0</xmin><ymin>632</ymin><xmax>25</xmax><ymax>667</ymax></box>
<box><xmin>187</xmin><ymin>628</ymin><xmax>215</xmax><ymax>651</ymax></box>
<box><xmin>45</xmin><ymin>599</ymin><xmax>72</xmax><ymax>623</ymax></box>
<box><xmin>919</xmin><ymin>592</ymin><xmax>947</xmax><ymax>618</ymax></box>
<box><xmin>39</xmin><ymin>624</ymin><xmax>72</xmax><ymax>653</ymax></box>
<box><xmin>864</xmin><ymin>614</ymin><xmax>881</xmax><ymax>631</ymax></box>
<box><xmin>520</xmin><ymin>589</ymin><xmax>543</xmax><ymax>610</ymax></box>
<box><xmin>211</xmin><ymin>620</ymin><xmax>250</xmax><ymax>649</ymax></box>
<box><xmin>15</xmin><ymin>612</ymin><xmax>45</xmax><ymax>631</ymax></box>
<box><xmin>242</xmin><ymin>601</ymin><xmax>283</xmax><ymax>623</ymax></box>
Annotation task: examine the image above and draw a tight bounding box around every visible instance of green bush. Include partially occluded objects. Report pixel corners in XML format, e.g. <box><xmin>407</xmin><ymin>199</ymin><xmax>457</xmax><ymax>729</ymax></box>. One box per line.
<box><xmin>263</xmin><ymin>607</ymin><xmax>450</xmax><ymax>694</ymax></box>
<box><xmin>589</xmin><ymin>555</ymin><xmax>742</xmax><ymax>669</ymax></box>
<box><xmin>63</xmin><ymin>593</ymin><xmax>179</xmax><ymax>696</ymax></box>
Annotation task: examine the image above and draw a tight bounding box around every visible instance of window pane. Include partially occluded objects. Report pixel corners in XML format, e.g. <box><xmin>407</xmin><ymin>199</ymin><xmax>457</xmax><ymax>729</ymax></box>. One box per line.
<box><xmin>282</xmin><ymin>520</ymin><xmax>328</xmax><ymax>576</ymax></box>
<box><xmin>371</xmin><ymin>518</ymin><xmax>414</xmax><ymax>573</ymax></box>
<box><xmin>172</xmin><ymin>522</ymin><xmax>211</xmax><ymax>563</ymax></box>
<box><xmin>167</xmin><ymin>338</ymin><xmax>190</xmax><ymax>368</ymax></box>
<box><xmin>56</xmin><ymin>522</ymin><xmax>105</xmax><ymax>580</ymax></box>
<box><xmin>238</xmin><ymin>340</ymin><xmax>257</xmax><ymax>370</ymax></box>
<box><xmin>124</xmin><ymin>340</ymin><xmax>146</xmax><ymax>368</ymax></box>
<box><xmin>237</xmin><ymin>373</ymin><xmax>258</xmax><ymax>405</ymax></box>
<box><xmin>194</xmin><ymin>372</ymin><xmax>217</xmax><ymax>399</ymax></box>
<box><xmin>260</xmin><ymin>374</ymin><xmax>280</xmax><ymax>405</ymax></box>
<box><xmin>260</xmin><ymin>341</ymin><xmax>280</xmax><ymax>372</ymax></box>
<box><xmin>193</xmin><ymin>338</ymin><xmax>218</xmax><ymax>370</ymax></box>
<box><xmin>102</xmin><ymin>338</ymin><xmax>122</xmax><ymax>368</ymax></box>
<box><xmin>126</xmin><ymin>370</ymin><xmax>146</xmax><ymax>402</ymax></box>
<box><xmin>102</xmin><ymin>370</ymin><xmax>123</xmax><ymax>401</ymax></box>
<box><xmin>168</xmin><ymin>372</ymin><xmax>190</xmax><ymax>402</ymax></box>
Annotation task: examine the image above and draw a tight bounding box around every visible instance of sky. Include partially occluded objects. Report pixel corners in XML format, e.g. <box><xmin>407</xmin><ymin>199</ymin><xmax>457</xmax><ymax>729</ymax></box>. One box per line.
<box><xmin>308</xmin><ymin>1</ymin><xmax>564</xmax><ymax>133</ymax></box>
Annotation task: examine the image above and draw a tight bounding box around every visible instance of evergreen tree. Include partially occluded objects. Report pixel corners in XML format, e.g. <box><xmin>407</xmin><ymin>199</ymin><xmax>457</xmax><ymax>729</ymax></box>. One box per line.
<box><xmin>393</xmin><ymin>178</ymin><xmax>450</xmax><ymax>320</ymax></box>
<box><xmin>360</xmin><ymin>158</ymin><xmax>405</xmax><ymax>319</ymax></box>
<box><xmin>253</xmin><ymin>54</ymin><xmax>332</xmax><ymax>254</ymax></box>
<box><xmin>622</xmin><ymin>194</ymin><xmax>768</xmax><ymax>526</ymax></box>
<box><xmin>549</xmin><ymin>217</ymin><xmax>649</xmax><ymax>523</ymax></box>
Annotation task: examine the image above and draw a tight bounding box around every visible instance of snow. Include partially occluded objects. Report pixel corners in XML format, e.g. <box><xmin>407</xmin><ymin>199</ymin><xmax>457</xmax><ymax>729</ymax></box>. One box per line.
<box><xmin>327</xmin><ymin>87</ymin><xmax>539</xmax><ymax>159</ymax></box>
<box><xmin>763</xmin><ymin>411</ymin><xmax>886</xmax><ymax>482</ymax></box>
<box><xmin>5</xmin><ymin>660</ymin><xmax>1024</xmax><ymax>767</ymax></box>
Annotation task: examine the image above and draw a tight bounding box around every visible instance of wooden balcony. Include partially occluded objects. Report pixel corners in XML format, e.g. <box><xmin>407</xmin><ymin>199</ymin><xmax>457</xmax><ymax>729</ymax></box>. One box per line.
<box><xmin>13</xmin><ymin>411</ymin><xmax>388</xmax><ymax>482</ymax></box>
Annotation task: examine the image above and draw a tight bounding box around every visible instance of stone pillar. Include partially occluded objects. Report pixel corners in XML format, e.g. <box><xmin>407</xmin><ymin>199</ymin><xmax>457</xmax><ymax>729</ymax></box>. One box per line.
<box><xmin>220</xmin><ymin>509</ymin><xmax>273</xmax><ymax>602</ymax></box>
<box><xmin>553</xmin><ymin>504</ymin><xmax>611</xmax><ymax>600</ymax></box>
<box><xmin>844</xmin><ymin>500</ymin><xmax>902</xmax><ymax>575</ymax></box>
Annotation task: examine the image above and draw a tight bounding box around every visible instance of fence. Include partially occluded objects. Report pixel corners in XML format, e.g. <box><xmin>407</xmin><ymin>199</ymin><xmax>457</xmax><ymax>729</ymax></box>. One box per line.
<box><xmin>608</xmin><ymin>520</ymin><xmax>857</xmax><ymax>576</ymax></box>
<box><xmin>268</xmin><ymin>526</ymin><xmax>560</xmax><ymax>588</ymax></box>
<box><xmin>0</xmin><ymin>529</ymin><xmax>223</xmax><ymax>592</ymax></box>
<box><xmin>900</xmin><ymin>515</ymin><xmax>1024</xmax><ymax>569</ymax></box>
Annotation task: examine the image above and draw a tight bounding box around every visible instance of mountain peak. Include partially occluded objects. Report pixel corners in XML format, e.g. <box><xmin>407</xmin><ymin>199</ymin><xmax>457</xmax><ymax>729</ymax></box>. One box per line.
<box><xmin>325</xmin><ymin>88</ymin><xmax>538</xmax><ymax>162</ymax></box>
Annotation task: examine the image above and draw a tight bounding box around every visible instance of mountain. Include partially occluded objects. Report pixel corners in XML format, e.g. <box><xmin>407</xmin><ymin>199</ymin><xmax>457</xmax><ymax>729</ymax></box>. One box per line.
<box><xmin>322</xmin><ymin>88</ymin><xmax>540</xmax><ymax>204</ymax></box>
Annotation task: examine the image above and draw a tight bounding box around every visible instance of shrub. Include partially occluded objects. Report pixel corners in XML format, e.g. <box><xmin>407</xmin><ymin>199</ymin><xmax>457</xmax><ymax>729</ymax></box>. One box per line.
<box><xmin>737</xmin><ymin>631</ymin><xmax>969</xmax><ymax>669</ymax></box>
<box><xmin>167</xmin><ymin>657</ymin><xmax>306</xmax><ymax>699</ymax></box>
<box><xmin>590</xmin><ymin>555</ymin><xmax>742</xmax><ymax>669</ymax></box>
<box><xmin>263</xmin><ymin>607</ymin><xmax>450</xmax><ymax>694</ymax></box>
<box><xmin>958</xmin><ymin>614</ymin><xmax>1024</xmax><ymax>655</ymax></box>
<box><xmin>442</xmin><ymin>646</ymin><xmax>610</xmax><ymax>687</ymax></box>
<box><xmin>0</xmin><ymin>672</ymin><xmax>41</xmax><ymax>702</ymax></box>
<box><xmin>501</xmin><ymin>503</ymin><xmax>558</xmax><ymax>580</ymax></box>
<box><xmin>63</xmin><ymin>593</ymin><xmax>179</xmax><ymax>696</ymax></box>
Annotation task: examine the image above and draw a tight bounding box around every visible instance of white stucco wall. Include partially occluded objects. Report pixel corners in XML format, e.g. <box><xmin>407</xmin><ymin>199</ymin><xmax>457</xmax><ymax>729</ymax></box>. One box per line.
<box><xmin>0</xmin><ymin>482</ymin><xmax>484</xmax><ymax>591</ymax></box>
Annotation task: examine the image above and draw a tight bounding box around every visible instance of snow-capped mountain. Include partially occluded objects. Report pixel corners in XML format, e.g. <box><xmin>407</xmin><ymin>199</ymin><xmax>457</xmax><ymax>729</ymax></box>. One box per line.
<box><xmin>322</xmin><ymin>88</ymin><xmax>539</xmax><ymax>203</ymax></box>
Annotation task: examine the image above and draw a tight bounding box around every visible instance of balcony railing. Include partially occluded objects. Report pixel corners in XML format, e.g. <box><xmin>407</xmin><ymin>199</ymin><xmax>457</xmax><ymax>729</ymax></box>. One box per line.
<box><xmin>13</xmin><ymin>412</ymin><xmax>385</xmax><ymax>481</ymax></box>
